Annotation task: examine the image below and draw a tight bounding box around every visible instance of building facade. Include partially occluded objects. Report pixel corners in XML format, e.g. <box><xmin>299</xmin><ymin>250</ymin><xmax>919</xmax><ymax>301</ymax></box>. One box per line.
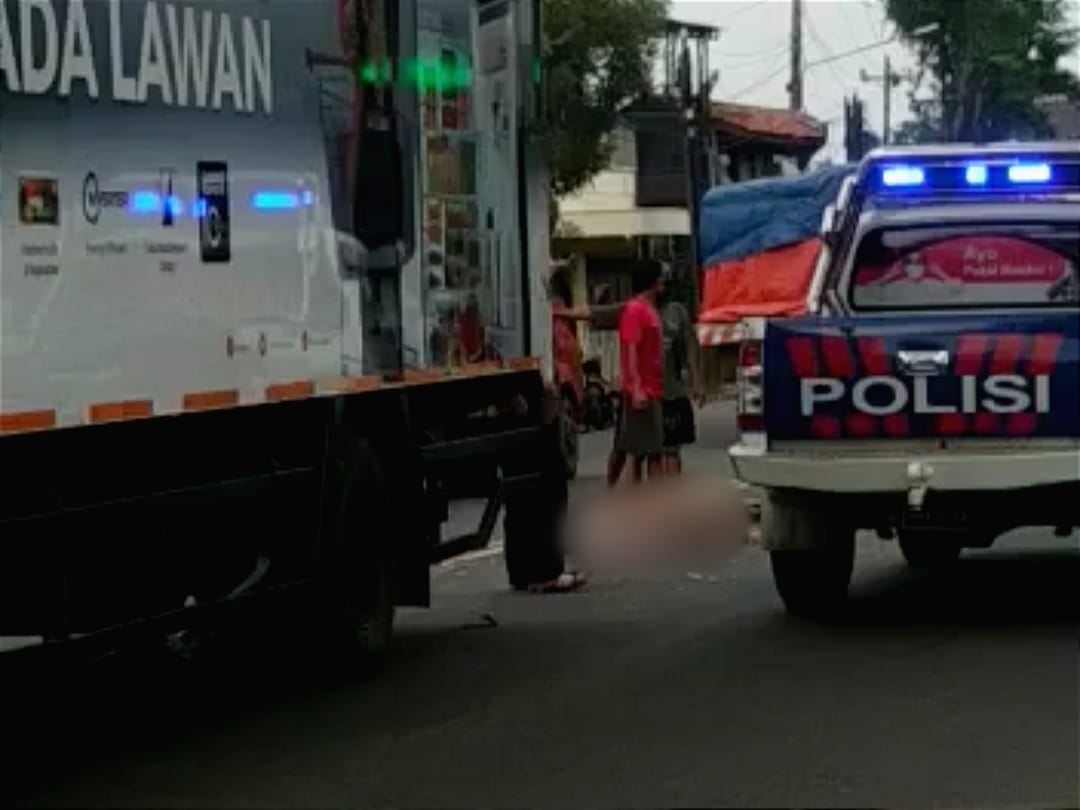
<box><xmin>553</xmin><ymin>98</ymin><xmax>826</xmax><ymax>381</ymax></box>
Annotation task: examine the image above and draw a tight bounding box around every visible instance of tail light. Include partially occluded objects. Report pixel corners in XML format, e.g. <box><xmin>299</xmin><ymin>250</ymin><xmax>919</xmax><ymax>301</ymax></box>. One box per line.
<box><xmin>736</xmin><ymin>339</ymin><xmax>763</xmax><ymax>433</ymax></box>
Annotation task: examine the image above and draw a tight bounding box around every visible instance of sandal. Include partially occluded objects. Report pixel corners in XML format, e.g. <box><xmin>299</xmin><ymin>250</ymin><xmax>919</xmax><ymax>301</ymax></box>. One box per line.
<box><xmin>520</xmin><ymin>571</ymin><xmax>587</xmax><ymax>594</ymax></box>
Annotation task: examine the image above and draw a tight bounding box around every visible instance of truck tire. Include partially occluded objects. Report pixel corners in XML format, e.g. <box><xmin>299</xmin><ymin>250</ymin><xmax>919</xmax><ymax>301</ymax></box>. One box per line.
<box><xmin>897</xmin><ymin>530</ymin><xmax>963</xmax><ymax>570</ymax></box>
<box><xmin>767</xmin><ymin>501</ymin><xmax>855</xmax><ymax>619</ymax></box>
<box><xmin>334</xmin><ymin>438</ymin><xmax>396</xmax><ymax>665</ymax></box>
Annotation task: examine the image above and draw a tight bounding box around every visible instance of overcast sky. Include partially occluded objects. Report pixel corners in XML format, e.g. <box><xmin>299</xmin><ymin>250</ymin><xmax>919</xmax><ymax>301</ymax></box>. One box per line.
<box><xmin>669</xmin><ymin>0</ymin><xmax>1080</xmax><ymax>163</ymax></box>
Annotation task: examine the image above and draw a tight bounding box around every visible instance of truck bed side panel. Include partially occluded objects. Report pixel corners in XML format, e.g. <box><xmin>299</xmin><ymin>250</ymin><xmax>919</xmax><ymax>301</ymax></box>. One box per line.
<box><xmin>1</xmin><ymin>0</ymin><xmax>351</xmax><ymax>423</ymax></box>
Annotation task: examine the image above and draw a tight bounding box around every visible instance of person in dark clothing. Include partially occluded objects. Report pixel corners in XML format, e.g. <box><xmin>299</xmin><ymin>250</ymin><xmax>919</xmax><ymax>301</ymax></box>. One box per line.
<box><xmin>502</xmin><ymin>390</ymin><xmax>586</xmax><ymax>593</ymax></box>
<box><xmin>657</xmin><ymin>266</ymin><xmax>704</xmax><ymax>474</ymax></box>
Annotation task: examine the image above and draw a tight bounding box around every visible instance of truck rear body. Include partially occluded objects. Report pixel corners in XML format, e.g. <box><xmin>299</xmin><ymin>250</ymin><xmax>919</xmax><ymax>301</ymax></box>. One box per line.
<box><xmin>0</xmin><ymin>0</ymin><xmax>557</xmax><ymax>655</ymax></box>
<box><xmin>746</xmin><ymin>148</ymin><xmax>1080</xmax><ymax>451</ymax></box>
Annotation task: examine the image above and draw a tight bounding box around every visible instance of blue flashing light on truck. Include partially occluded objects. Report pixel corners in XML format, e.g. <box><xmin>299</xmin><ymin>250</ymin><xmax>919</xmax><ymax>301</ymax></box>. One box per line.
<box><xmin>729</xmin><ymin>143</ymin><xmax>1080</xmax><ymax>618</ymax></box>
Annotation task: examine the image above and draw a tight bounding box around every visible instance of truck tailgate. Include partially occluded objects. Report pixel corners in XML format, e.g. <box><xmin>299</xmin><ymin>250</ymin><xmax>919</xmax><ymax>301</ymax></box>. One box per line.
<box><xmin>763</xmin><ymin>314</ymin><xmax>1080</xmax><ymax>441</ymax></box>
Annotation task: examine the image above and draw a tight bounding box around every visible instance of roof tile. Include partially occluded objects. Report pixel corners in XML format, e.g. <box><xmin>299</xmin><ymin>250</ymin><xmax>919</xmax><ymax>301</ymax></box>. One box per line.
<box><xmin>710</xmin><ymin>102</ymin><xmax>827</xmax><ymax>143</ymax></box>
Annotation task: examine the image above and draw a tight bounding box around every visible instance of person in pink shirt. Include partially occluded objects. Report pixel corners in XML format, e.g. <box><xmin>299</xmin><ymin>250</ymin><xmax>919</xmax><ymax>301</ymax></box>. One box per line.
<box><xmin>617</xmin><ymin>260</ymin><xmax>666</xmax><ymax>482</ymax></box>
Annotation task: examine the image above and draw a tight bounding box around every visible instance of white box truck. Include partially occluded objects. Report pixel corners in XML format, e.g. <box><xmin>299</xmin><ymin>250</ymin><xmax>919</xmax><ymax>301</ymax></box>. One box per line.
<box><xmin>0</xmin><ymin>0</ymin><xmax>558</xmax><ymax>660</ymax></box>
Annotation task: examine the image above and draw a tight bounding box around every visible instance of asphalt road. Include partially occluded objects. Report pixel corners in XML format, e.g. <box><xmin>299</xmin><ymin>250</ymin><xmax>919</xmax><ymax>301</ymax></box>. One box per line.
<box><xmin>3</xmin><ymin>403</ymin><xmax>1078</xmax><ymax>808</ymax></box>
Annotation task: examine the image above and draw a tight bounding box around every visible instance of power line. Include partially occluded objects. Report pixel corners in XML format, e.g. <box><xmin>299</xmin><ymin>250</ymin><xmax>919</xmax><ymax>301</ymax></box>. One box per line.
<box><xmin>720</xmin><ymin>40</ymin><xmax>789</xmax><ymax>63</ymax></box>
<box><xmin>861</xmin><ymin>1</ymin><xmax>885</xmax><ymax>42</ymax></box>
<box><xmin>838</xmin><ymin>2</ymin><xmax>879</xmax><ymax>76</ymax></box>
<box><xmin>805</xmin><ymin>36</ymin><xmax>902</xmax><ymax>70</ymax></box>
<box><xmin>726</xmin><ymin>57</ymin><xmax>790</xmax><ymax>101</ymax></box>
<box><xmin>720</xmin><ymin>51</ymin><xmax>791</xmax><ymax>74</ymax></box>
<box><xmin>805</xmin><ymin>13</ymin><xmax>850</xmax><ymax>94</ymax></box>
<box><xmin>717</xmin><ymin>0</ymin><xmax>771</xmax><ymax>24</ymax></box>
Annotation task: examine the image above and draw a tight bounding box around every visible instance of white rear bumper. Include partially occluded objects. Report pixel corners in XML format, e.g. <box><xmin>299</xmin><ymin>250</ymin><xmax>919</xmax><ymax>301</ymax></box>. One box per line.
<box><xmin>730</xmin><ymin>442</ymin><xmax>1080</xmax><ymax>493</ymax></box>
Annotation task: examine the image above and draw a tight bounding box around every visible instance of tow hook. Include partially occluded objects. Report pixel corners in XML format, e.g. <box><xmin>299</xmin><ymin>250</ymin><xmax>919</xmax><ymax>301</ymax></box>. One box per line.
<box><xmin>906</xmin><ymin>460</ymin><xmax>934</xmax><ymax>511</ymax></box>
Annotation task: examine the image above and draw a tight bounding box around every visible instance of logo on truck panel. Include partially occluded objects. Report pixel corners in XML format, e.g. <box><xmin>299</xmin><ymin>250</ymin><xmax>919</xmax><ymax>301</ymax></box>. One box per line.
<box><xmin>196</xmin><ymin>162</ymin><xmax>230</xmax><ymax>264</ymax></box>
<box><xmin>82</xmin><ymin>172</ymin><xmax>129</xmax><ymax>224</ymax></box>
<box><xmin>786</xmin><ymin>332</ymin><xmax>1064</xmax><ymax>438</ymax></box>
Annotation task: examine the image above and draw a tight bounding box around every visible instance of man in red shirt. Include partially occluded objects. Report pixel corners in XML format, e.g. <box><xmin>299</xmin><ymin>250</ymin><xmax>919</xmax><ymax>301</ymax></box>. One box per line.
<box><xmin>617</xmin><ymin>259</ymin><xmax>665</xmax><ymax>481</ymax></box>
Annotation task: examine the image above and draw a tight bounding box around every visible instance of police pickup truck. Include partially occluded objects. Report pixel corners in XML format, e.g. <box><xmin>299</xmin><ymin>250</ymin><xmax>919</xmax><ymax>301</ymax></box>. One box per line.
<box><xmin>731</xmin><ymin>143</ymin><xmax>1080</xmax><ymax>618</ymax></box>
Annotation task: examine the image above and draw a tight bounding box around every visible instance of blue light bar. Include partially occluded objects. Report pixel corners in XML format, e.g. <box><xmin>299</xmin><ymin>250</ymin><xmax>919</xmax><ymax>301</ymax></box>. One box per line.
<box><xmin>129</xmin><ymin>191</ymin><xmax>161</xmax><ymax>213</ymax></box>
<box><xmin>1008</xmin><ymin>163</ymin><xmax>1052</xmax><ymax>183</ymax></box>
<box><xmin>129</xmin><ymin>191</ymin><xmax>185</xmax><ymax>216</ymax></box>
<box><xmin>964</xmin><ymin>164</ymin><xmax>988</xmax><ymax>185</ymax></box>
<box><xmin>252</xmin><ymin>191</ymin><xmax>302</xmax><ymax>210</ymax></box>
<box><xmin>193</xmin><ymin>197</ymin><xmax>208</xmax><ymax>217</ymax></box>
<box><xmin>881</xmin><ymin>166</ymin><xmax>925</xmax><ymax>187</ymax></box>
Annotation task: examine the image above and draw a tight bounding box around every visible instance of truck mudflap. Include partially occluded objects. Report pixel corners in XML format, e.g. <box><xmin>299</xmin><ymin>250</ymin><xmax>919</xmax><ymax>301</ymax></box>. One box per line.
<box><xmin>763</xmin><ymin>313</ymin><xmax>1080</xmax><ymax>441</ymax></box>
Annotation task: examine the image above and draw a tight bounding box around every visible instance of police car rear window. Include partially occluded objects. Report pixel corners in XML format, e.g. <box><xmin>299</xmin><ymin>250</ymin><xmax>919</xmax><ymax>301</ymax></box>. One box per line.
<box><xmin>850</xmin><ymin>222</ymin><xmax>1080</xmax><ymax>311</ymax></box>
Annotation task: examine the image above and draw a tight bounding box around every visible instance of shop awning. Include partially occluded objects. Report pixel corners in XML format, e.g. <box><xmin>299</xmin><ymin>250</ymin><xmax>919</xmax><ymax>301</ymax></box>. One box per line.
<box><xmin>558</xmin><ymin>207</ymin><xmax>689</xmax><ymax>239</ymax></box>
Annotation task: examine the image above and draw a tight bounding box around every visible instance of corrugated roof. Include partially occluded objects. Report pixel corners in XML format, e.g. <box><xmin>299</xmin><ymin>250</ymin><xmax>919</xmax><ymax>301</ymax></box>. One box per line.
<box><xmin>710</xmin><ymin>102</ymin><xmax>827</xmax><ymax>143</ymax></box>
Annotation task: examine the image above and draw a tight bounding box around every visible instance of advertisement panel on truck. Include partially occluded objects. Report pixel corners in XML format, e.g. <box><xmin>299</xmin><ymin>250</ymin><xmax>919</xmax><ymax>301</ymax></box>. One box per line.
<box><xmin>1</xmin><ymin>0</ymin><xmax>533</xmax><ymax>428</ymax></box>
<box><xmin>0</xmin><ymin>0</ymin><xmax>419</xmax><ymax>424</ymax></box>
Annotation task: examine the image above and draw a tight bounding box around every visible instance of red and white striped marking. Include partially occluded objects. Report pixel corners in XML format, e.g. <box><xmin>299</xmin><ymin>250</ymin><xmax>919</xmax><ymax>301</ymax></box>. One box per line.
<box><xmin>697</xmin><ymin>322</ymin><xmax>748</xmax><ymax>347</ymax></box>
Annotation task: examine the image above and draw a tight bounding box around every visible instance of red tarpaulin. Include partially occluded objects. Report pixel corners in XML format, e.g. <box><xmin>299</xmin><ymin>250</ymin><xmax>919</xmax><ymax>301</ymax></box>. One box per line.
<box><xmin>699</xmin><ymin>237</ymin><xmax>821</xmax><ymax>324</ymax></box>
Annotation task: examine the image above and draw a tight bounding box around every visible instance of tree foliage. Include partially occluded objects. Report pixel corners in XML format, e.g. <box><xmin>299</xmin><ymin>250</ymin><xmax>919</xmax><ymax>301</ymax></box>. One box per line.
<box><xmin>884</xmin><ymin>0</ymin><xmax>1080</xmax><ymax>143</ymax></box>
<box><xmin>543</xmin><ymin>0</ymin><xmax>668</xmax><ymax>196</ymax></box>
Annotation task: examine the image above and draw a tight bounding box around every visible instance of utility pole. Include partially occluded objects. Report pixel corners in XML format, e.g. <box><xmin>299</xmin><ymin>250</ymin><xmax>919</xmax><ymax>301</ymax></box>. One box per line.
<box><xmin>860</xmin><ymin>55</ymin><xmax>901</xmax><ymax>145</ymax></box>
<box><xmin>844</xmin><ymin>94</ymin><xmax>867</xmax><ymax>162</ymax></box>
<box><xmin>788</xmin><ymin>0</ymin><xmax>803</xmax><ymax>110</ymax></box>
<box><xmin>883</xmin><ymin>56</ymin><xmax>892</xmax><ymax>145</ymax></box>
<box><xmin>667</xmin><ymin>19</ymin><xmax>717</xmax><ymax>304</ymax></box>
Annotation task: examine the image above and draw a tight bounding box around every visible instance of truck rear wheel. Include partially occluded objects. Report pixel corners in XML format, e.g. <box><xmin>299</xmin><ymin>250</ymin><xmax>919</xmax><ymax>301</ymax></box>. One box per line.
<box><xmin>558</xmin><ymin>390</ymin><xmax>579</xmax><ymax>481</ymax></box>
<box><xmin>898</xmin><ymin>530</ymin><xmax>963</xmax><ymax>570</ymax></box>
<box><xmin>333</xmin><ymin>438</ymin><xmax>396</xmax><ymax>665</ymax></box>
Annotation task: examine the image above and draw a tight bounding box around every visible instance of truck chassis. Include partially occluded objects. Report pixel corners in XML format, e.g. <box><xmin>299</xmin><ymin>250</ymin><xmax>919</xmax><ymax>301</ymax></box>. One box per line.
<box><xmin>0</xmin><ymin>367</ymin><xmax>556</xmax><ymax>663</ymax></box>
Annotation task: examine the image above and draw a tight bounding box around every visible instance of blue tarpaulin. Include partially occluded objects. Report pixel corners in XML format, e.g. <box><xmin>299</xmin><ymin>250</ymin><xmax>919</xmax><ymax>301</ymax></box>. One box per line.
<box><xmin>698</xmin><ymin>165</ymin><xmax>855</xmax><ymax>267</ymax></box>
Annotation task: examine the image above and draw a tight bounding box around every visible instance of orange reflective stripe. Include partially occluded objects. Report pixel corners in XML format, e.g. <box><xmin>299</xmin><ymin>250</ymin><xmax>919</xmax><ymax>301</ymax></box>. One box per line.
<box><xmin>183</xmin><ymin>389</ymin><xmax>240</xmax><ymax>411</ymax></box>
<box><xmin>507</xmin><ymin>356</ymin><xmax>540</xmax><ymax>371</ymax></box>
<box><xmin>88</xmin><ymin>399</ymin><xmax>153</xmax><ymax>423</ymax></box>
<box><xmin>319</xmin><ymin>376</ymin><xmax>383</xmax><ymax>394</ymax></box>
<box><xmin>0</xmin><ymin>409</ymin><xmax>57</xmax><ymax>434</ymax></box>
<box><xmin>402</xmin><ymin>368</ymin><xmax>447</xmax><ymax>384</ymax></box>
<box><xmin>461</xmin><ymin>360</ymin><xmax>502</xmax><ymax>375</ymax></box>
<box><xmin>266</xmin><ymin>380</ymin><xmax>315</xmax><ymax>402</ymax></box>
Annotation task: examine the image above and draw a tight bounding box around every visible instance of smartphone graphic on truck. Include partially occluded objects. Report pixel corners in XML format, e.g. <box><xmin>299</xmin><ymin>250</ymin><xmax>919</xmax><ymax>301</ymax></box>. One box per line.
<box><xmin>197</xmin><ymin>162</ymin><xmax>231</xmax><ymax>263</ymax></box>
